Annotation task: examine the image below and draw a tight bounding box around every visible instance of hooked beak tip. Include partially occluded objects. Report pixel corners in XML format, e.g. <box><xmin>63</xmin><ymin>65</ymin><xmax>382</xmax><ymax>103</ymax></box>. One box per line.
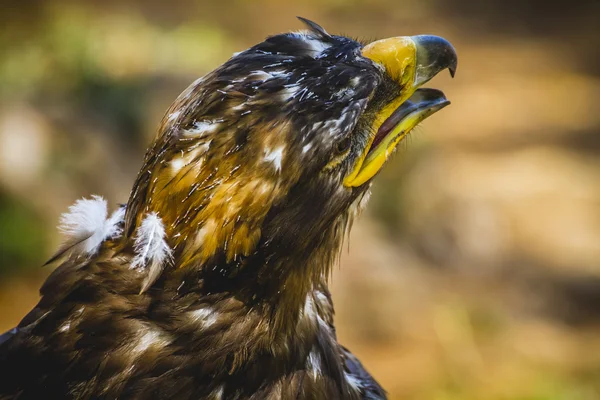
<box><xmin>412</xmin><ymin>35</ymin><xmax>458</xmax><ymax>85</ymax></box>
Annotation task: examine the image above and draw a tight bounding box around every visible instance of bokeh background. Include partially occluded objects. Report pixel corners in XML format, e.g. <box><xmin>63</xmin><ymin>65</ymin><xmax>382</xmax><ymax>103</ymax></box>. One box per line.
<box><xmin>1</xmin><ymin>0</ymin><xmax>599</xmax><ymax>398</ymax></box>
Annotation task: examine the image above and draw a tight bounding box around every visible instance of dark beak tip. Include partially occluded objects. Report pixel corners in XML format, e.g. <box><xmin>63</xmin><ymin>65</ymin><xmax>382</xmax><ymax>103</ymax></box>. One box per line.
<box><xmin>448</xmin><ymin>52</ymin><xmax>458</xmax><ymax>78</ymax></box>
<box><xmin>413</xmin><ymin>34</ymin><xmax>458</xmax><ymax>80</ymax></box>
<box><xmin>449</xmin><ymin>65</ymin><xmax>457</xmax><ymax>78</ymax></box>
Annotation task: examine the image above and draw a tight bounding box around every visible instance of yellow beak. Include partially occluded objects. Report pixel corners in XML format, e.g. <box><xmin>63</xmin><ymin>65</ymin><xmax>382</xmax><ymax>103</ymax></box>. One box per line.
<box><xmin>343</xmin><ymin>35</ymin><xmax>457</xmax><ymax>188</ymax></box>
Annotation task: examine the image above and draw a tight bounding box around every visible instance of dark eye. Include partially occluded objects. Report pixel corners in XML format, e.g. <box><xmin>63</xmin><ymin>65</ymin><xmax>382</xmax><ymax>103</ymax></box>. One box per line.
<box><xmin>335</xmin><ymin>137</ymin><xmax>351</xmax><ymax>155</ymax></box>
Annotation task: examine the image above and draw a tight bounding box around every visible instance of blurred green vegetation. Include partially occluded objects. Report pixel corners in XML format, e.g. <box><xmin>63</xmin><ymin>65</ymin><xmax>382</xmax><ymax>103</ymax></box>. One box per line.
<box><xmin>0</xmin><ymin>192</ymin><xmax>48</xmax><ymax>272</ymax></box>
<box><xmin>1</xmin><ymin>1</ymin><xmax>599</xmax><ymax>399</ymax></box>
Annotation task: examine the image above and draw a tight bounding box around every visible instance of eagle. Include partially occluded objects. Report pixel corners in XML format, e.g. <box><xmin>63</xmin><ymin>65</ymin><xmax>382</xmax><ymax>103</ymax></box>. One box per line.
<box><xmin>0</xmin><ymin>18</ymin><xmax>456</xmax><ymax>400</ymax></box>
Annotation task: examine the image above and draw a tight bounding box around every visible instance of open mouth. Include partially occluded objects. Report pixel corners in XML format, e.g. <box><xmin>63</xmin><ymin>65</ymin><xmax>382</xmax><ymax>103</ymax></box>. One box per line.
<box><xmin>367</xmin><ymin>88</ymin><xmax>450</xmax><ymax>157</ymax></box>
<box><xmin>344</xmin><ymin>35</ymin><xmax>457</xmax><ymax>187</ymax></box>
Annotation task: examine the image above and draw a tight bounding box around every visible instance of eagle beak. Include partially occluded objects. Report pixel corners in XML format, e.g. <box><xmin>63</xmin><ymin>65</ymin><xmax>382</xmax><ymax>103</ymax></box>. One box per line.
<box><xmin>343</xmin><ymin>35</ymin><xmax>457</xmax><ymax>188</ymax></box>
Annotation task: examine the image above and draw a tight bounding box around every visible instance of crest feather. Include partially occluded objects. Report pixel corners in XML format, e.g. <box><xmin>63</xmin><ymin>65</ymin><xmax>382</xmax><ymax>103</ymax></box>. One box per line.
<box><xmin>296</xmin><ymin>17</ymin><xmax>332</xmax><ymax>40</ymax></box>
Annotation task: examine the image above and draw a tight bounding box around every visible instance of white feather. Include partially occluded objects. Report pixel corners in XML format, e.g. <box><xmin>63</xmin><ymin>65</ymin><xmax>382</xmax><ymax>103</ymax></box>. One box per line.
<box><xmin>263</xmin><ymin>146</ymin><xmax>284</xmax><ymax>172</ymax></box>
<box><xmin>54</xmin><ymin>196</ymin><xmax>125</xmax><ymax>259</ymax></box>
<box><xmin>344</xmin><ymin>372</ymin><xmax>363</xmax><ymax>391</ymax></box>
<box><xmin>131</xmin><ymin>212</ymin><xmax>173</xmax><ymax>293</ymax></box>
<box><xmin>306</xmin><ymin>349</ymin><xmax>322</xmax><ymax>378</ymax></box>
<box><xmin>304</xmin><ymin>37</ymin><xmax>330</xmax><ymax>56</ymax></box>
<box><xmin>105</xmin><ymin>205</ymin><xmax>126</xmax><ymax>239</ymax></box>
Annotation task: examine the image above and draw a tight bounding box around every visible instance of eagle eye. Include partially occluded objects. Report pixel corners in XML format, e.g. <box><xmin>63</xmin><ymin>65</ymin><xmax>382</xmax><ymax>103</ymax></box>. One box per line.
<box><xmin>335</xmin><ymin>137</ymin><xmax>351</xmax><ymax>155</ymax></box>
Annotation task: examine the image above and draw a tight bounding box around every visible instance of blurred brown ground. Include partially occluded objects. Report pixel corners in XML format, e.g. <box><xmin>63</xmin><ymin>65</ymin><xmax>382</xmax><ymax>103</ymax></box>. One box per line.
<box><xmin>1</xmin><ymin>1</ymin><xmax>599</xmax><ymax>398</ymax></box>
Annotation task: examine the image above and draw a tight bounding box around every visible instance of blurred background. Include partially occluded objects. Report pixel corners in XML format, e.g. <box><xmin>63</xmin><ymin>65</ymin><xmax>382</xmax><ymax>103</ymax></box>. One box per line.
<box><xmin>1</xmin><ymin>0</ymin><xmax>599</xmax><ymax>398</ymax></box>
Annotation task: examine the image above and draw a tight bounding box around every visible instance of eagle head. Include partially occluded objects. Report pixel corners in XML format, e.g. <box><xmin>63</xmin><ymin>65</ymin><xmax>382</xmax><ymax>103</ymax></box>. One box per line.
<box><xmin>123</xmin><ymin>17</ymin><xmax>456</xmax><ymax>304</ymax></box>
